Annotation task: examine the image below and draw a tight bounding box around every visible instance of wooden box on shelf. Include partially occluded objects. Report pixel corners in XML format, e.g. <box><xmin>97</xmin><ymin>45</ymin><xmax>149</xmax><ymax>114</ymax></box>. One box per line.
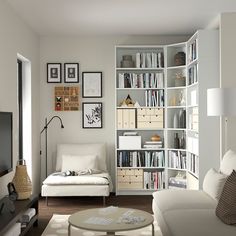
<box><xmin>137</xmin><ymin>108</ymin><xmax>164</xmax><ymax>128</ymax></box>
<box><xmin>117</xmin><ymin>168</ymin><xmax>143</xmax><ymax>190</ymax></box>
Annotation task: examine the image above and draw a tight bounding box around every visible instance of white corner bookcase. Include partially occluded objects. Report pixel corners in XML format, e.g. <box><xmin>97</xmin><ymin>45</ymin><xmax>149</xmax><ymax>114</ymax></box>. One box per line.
<box><xmin>115</xmin><ymin>30</ymin><xmax>219</xmax><ymax>195</ymax></box>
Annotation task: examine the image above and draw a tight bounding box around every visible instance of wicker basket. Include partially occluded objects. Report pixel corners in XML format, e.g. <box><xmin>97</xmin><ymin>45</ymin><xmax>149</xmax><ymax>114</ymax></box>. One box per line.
<box><xmin>12</xmin><ymin>160</ymin><xmax>32</xmax><ymax>200</ymax></box>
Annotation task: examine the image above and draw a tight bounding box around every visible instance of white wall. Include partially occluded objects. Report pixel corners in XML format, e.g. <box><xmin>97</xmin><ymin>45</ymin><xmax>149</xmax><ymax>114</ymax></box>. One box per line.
<box><xmin>40</xmin><ymin>35</ymin><xmax>189</xmax><ymax>185</ymax></box>
<box><xmin>0</xmin><ymin>1</ymin><xmax>40</xmax><ymax>197</ymax></box>
<box><xmin>220</xmin><ymin>13</ymin><xmax>236</xmax><ymax>155</ymax></box>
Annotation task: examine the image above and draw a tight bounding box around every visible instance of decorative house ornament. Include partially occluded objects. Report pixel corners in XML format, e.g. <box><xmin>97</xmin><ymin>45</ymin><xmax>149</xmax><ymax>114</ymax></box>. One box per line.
<box><xmin>54</xmin><ymin>86</ymin><xmax>79</xmax><ymax>111</ymax></box>
<box><xmin>12</xmin><ymin>160</ymin><xmax>32</xmax><ymax>200</ymax></box>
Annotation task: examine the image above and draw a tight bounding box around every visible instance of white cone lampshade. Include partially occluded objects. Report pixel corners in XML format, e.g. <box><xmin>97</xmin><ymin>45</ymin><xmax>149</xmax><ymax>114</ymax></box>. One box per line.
<box><xmin>207</xmin><ymin>88</ymin><xmax>236</xmax><ymax>116</ymax></box>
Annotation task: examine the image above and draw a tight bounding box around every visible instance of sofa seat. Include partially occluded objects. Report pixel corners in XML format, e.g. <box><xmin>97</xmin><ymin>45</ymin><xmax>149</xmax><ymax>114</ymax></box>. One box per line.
<box><xmin>163</xmin><ymin>209</ymin><xmax>236</xmax><ymax>236</ymax></box>
<box><xmin>153</xmin><ymin>190</ymin><xmax>217</xmax><ymax>213</ymax></box>
<box><xmin>152</xmin><ymin>189</ymin><xmax>236</xmax><ymax>236</ymax></box>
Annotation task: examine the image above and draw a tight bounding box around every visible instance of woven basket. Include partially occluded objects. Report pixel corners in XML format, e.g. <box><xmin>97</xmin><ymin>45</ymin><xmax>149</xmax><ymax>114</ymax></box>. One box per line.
<box><xmin>12</xmin><ymin>160</ymin><xmax>32</xmax><ymax>200</ymax></box>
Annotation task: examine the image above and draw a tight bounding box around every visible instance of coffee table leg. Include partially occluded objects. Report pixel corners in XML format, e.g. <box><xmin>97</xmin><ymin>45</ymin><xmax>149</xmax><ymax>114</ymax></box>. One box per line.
<box><xmin>68</xmin><ymin>223</ymin><xmax>71</xmax><ymax>236</ymax></box>
<box><xmin>152</xmin><ymin>223</ymin><xmax>154</xmax><ymax>236</ymax></box>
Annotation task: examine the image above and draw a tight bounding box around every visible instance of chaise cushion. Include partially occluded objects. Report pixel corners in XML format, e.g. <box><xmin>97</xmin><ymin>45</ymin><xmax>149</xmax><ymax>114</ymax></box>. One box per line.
<box><xmin>152</xmin><ymin>189</ymin><xmax>216</xmax><ymax>214</ymax></box>
<box><xmin>61</xmin><ymin>154</ymin><xmax>98</xmax><ymax>172</ymax></box>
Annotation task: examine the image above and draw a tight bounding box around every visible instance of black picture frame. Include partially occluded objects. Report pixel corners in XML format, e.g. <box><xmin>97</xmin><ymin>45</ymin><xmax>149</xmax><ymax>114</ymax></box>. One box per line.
<box><xmin>82</xmin><ymin>72</ymin><xmax>102</xmax><ymax>98</ymax></box>
<box><xmin>82</xmin><ymin>102</ymin><xmax>102</xmax><ymax>128</ymax></box>
<box><xmin>64</xmin><ymin>63</ymin><xmax>79</xmax><ymax>83</ymax></box>
<box><xmin>47</xmin><ymin>63</ymin><xmax>62</xmax><ymax>83</ymax></box>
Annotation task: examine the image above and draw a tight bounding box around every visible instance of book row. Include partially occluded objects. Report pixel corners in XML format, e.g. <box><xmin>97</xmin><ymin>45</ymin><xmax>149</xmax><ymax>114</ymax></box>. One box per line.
<box><xmin>117</xmin><ymin>151</ymin><xmax>165</xmax><ymax>168</ymax></box>
<box><xmin>188</xmin><ymin>153</ymin><xmax>199</xmax><ymax>176</ymax></box>
<box><xmin>145</xmin><ymin>89</ymin><xmax>164</xmax><ymax>107</ymax></box>
<box><xmin>143</xmin><ymin>171</ymin><xmax>165</xmax><ymax>190</ymax></box>
<box><xmin>135</xmin><ymin>52</ymin><xmax>164</xmax><ymax>68</ymax></box>
<box><xmin>188</xmin><ymin>64</ymin><xmax>198</xmax><ymax>85</ymax></box>
<box><xmin>188</xmin><ymin>39</ymin><xmax>198</xmax><ymax>62</ymax></box>
<box><xmin>168</xmin><ymin>150</ymin><xmax>187</xmax><ymax>169</ymax></box>
<box><xmin>118</xmin><ymin>72</ymin><xmax>164</xmax><ymax>89</ymax></box>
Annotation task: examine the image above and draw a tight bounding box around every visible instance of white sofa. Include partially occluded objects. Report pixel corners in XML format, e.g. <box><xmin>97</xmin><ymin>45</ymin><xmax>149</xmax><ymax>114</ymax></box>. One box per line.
<box><xmin>41</xmin><ymin>143</ymin><xmax>113</xmax><ymax>205</ymax></box>
<box><xmin>152</xmin><ymin>150</ymin><xmax>236</xmax><ymax>236</ymax></box>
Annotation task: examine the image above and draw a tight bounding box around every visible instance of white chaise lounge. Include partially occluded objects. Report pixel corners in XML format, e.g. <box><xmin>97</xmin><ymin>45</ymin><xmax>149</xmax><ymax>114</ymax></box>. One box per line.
<box><xmin>41</xmin><ymin>143</ymin><xmax>113</xmax><ymax>205</ymax></box>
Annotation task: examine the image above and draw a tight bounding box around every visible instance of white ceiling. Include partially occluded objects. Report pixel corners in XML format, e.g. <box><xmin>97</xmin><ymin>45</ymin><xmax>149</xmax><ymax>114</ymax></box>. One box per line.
<box><xmin>5</xmin><ymin>0</ymin><xmax>236</xmax><ymax>36</ymax></box>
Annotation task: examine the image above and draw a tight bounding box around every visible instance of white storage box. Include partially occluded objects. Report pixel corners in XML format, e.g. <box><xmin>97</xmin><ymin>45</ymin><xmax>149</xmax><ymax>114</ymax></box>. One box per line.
<box><xmin>119</xmin><ymin>136</ymin><xmax>141</xmax><ymax>149</ymax></box>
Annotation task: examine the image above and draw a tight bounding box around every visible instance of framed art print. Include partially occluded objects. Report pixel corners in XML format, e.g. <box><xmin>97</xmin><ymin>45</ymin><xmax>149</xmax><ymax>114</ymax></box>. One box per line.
<box><xmin>64</xmin><ymin>63</ymin><xmax>79</xmax><ymax>83</ymax></box>
<box><xmin>82</xmin><ymin>102</ymin><xmax>102</xmax><ymax>128</ymax></box>
<box><xmin>47</xmin><ymin>63</ymin><xmax>62</xmax><ymax>83</ymax></box>
<box><xmin>82</xmin><ymin>72</ymin><xmax>102</xmax><ymax>98</ymax></box>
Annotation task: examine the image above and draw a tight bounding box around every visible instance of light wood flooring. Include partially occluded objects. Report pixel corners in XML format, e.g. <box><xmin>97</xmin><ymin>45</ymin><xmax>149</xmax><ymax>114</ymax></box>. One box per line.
<box><xmin>26</xmin><ymin>195</ymin><xmax>153</xmax><ymax>236</ymax></box>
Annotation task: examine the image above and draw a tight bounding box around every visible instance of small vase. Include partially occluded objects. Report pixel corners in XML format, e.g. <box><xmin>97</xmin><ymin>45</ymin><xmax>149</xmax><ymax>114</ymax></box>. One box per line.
<box><xmin>173</xmin><ymin>113</ymin><xmax>179</xmax><ymax>128</ymax></box>
<box><xmin>12</xmin><ymin>160</ymin><xmax>32</xmax><ymax>200</ymax></box>
<box><xmin>174</xmin><ymin>133</ymin><xmax>180</xmax><ymax>149</ymax></box>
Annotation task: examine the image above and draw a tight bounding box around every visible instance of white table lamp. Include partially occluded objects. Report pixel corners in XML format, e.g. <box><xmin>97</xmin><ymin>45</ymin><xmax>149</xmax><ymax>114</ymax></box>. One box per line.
<box><xmin>207</xmin><ymin>88</ymin><xmax>236</xmax><ymax>157</ymax></box>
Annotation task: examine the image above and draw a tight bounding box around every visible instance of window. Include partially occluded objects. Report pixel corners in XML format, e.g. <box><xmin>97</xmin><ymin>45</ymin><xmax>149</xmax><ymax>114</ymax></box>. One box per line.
<box><xmin>17</xmin><ymin>59</ymin><xmax>23</xmax><ymax>160</ymax></box>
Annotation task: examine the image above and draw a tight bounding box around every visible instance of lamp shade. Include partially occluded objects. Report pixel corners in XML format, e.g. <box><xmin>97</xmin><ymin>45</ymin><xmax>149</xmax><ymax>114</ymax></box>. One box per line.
<box><xmin>207</xmin><ymin>88</ymin><xmax>236</xmax><ymax>116</ymax></box>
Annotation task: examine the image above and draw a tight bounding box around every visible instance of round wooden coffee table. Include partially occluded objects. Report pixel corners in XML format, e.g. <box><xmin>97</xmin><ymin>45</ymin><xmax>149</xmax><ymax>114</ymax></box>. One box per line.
<box><xmin>68</xmin><ymin>207</ymin><xmax>154</xmax><ymax>236</ymax></box>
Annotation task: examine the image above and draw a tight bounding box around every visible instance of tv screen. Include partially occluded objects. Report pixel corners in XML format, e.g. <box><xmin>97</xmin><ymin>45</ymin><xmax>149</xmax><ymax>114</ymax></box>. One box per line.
<box><xmin>0</xmin><ymin>112</ymin><xmax>13</xmax><ymax>177</ymax></box>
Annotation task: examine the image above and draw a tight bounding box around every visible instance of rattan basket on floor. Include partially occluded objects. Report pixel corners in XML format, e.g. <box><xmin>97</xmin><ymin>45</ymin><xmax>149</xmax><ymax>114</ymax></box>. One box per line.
<box><xmin>12</xmin><ymin>160</ymin><xmax>32</xmax><ymax>200</ymax></box>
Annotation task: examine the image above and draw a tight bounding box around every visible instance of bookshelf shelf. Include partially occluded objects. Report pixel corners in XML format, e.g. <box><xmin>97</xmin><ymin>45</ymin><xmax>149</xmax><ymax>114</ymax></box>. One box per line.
<box><xmin>115</xmin><ymin>31</ymin><xmax>219</xmax><ymax>194</ymax></box>
<box><xmin>187</xmin><ymin>82</ymin><xmax>198</xmax><ymax>88</ymax></box>
<box><xmin>187</xmin><ymin>58</ymin><xmax>198</xmax><ymax>67</ymax></box>
<box><xmin>116</xmin><ymin>67</ymin><xmax>164</xmax><ymax>71</ymax></box>
<box><xmin>167</xmin><ymin>86</ymin><xmax>186</xmax><ymax>90</ymax></box>
<box><xmin>167</xmin><ymin>65</ymin><xmax>186</xmax><ymax>70</ymax></box>
<box><xmin>117</xmin><ymin>87</ymin><xmax>165</xmax><ymax>90</ymax></box>
<box><xmin>117</xmin><ymin>167</ymin><xmax>165</xmax><ymax>169</ymax></box>
<box><xmin>117</xmin><ymin>148</ymin><xmax>165</xmax><ymax>151</ymax></box>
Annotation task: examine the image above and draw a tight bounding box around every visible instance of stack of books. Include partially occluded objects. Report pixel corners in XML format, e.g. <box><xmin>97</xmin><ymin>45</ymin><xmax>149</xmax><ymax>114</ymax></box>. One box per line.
<box><xmin>143</xmin><ymin>141</ymin><xmax>163</xmax><ymax>149</ymax></box>
<box><xmin>123</xmin><ymin>131</ymin><xmax>138</xmax><ymax>136</ymax></box>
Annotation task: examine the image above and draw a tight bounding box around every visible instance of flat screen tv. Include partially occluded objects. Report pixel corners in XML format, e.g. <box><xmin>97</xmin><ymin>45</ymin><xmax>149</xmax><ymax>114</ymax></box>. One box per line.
<box><xmin>0</xmin><ymin>112</ymin><xmax>13</xmax><ymax>177</ymax></box>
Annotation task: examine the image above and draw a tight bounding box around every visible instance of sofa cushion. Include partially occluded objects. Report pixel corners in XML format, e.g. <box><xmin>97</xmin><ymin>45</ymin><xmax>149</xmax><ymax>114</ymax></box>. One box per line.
<box><xmin>203</xmin><ymin>168</ymin><xmax>227</xmax><ymax>200</ymax></box>
<box><xmin>61</xmin><ymin>154</ymin><xmax>98</xmax><ymax>172</ymax></box>
<box><xmin>43</xmin><ymin>172</ymin><xmax>110</xmax><ymax>186</ymax></box>
<box><xmin>56</xmin><ymin>143</ymin><xmax>107</xmax><ymax>172</ymax></box>
<box><xmin>216</xmin><ymin>170</ymin><xmax>236</xmax><ymax>225</ymax></box>
<box><xmin>152</xmin><ymin>190</ymin><xmax>216</xmax><ymax>213</ymax></box>
<box><xmin>163</xmin><ymin>209</ymin><xmax>236</xmax><ymax>236</ymax></box>
<box><xmin>220</xmin><ymin>149</ymin><xmax>236</xmax><ymax>175</ymax></box>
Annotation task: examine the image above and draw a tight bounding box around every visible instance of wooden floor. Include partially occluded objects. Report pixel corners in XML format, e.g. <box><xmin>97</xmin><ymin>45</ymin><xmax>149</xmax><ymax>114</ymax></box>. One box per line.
<box><xmin>26</xmin><ymin>195</ymin><xmax>153</xmax><ymax>236</ymax></box>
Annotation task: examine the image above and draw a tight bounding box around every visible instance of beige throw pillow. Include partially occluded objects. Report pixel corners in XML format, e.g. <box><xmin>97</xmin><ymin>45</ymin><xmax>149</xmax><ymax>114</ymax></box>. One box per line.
<box><xmin>61</xmin><ymin>155</ymin><xmax>98</xmax><ymax>172</ymax></box>
<box><xmin>203</xmin><ymin>168</ymin><xmax>227</xmax><ymax>200</ymax></box>
<box><xmin>220</xmin><ymin>149</ymin><xmax>236</xmax><ymax>175</ymax></box>
<box><xmin>216</xmin><ymin>170</ymin><xmax>236</xmax><ymax>225</ymax></box>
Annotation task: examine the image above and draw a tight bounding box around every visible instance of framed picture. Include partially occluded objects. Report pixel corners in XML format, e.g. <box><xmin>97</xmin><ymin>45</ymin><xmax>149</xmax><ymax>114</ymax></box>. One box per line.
<box><xmin>47</xmin><ymin>63</ymin><xmax>62</xmax><ymax>83</ymax></box>
<box><xmin>82</xmin><ymin>102</ymin><xmax>102</xmax><ymax>128</ymax></box>
<box><xmin>64</xmin><ymin>63</ymin><xmax>79</xmax><ymax>83</ymax></box>
<box><xmin>82</xmin><ymin>72</ymin><xmax>102</xmax><ymax>98</ymax></box>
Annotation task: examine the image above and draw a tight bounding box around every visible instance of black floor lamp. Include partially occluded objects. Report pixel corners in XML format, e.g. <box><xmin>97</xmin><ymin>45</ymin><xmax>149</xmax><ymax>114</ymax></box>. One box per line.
<box><xmin>40</xmin><ymin>116</ymin><xmax>64</xmax><ymax>178</ymax></box>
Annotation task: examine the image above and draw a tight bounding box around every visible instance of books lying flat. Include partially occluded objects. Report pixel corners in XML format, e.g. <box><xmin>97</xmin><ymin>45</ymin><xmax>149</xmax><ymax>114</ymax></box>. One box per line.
<box><xmin>123</xmin><ymin>132</ymin><xmax>138</xmax><ymax>136</ymax></box>
<box><xmin>145</xmin><ymin>141</ymin><xmax>162</xmax><ymax>144</ymax></box>
<box><xmin>143</xmin><ymin>145</ymin><xmax>162</xmax><ymax>148</ymax></box>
